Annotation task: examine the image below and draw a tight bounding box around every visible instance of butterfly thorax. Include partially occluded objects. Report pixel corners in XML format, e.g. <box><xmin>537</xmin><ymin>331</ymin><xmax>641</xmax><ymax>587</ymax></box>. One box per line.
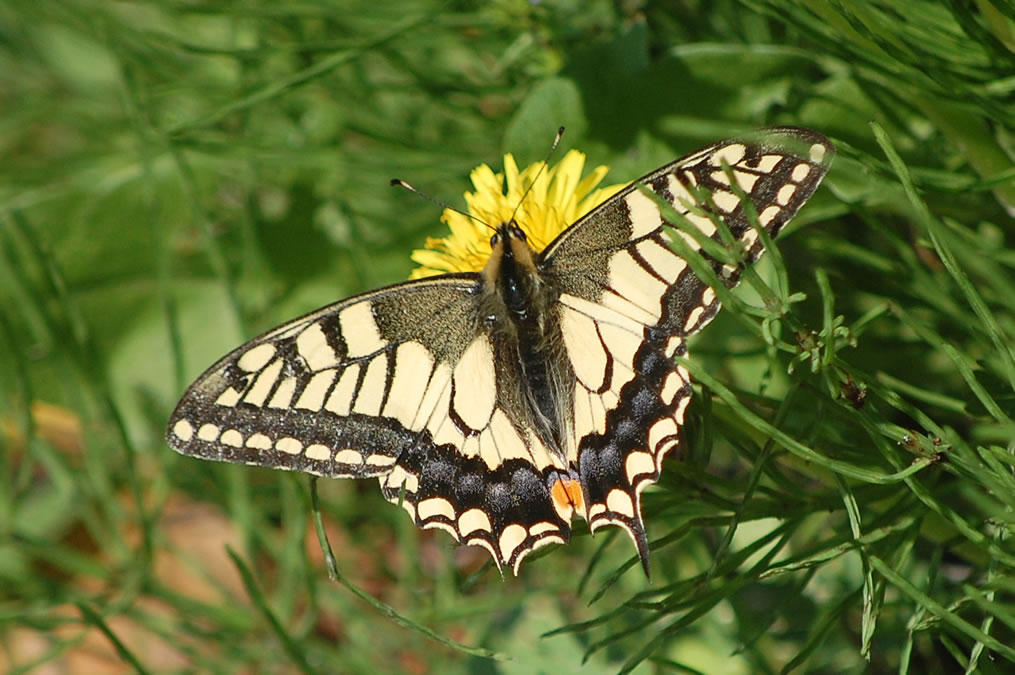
<box><xmin>480</xmin><ymin>223</ymin><xmax>568</xmax><ymax>454</ymax></box>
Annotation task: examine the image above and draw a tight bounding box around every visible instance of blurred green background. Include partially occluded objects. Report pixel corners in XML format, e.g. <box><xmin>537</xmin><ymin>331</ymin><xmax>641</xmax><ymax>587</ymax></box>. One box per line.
<box><xmin>2</xmin><ymin>1</ymin><xmax>1014</xmax><ymax>673</ymax></box>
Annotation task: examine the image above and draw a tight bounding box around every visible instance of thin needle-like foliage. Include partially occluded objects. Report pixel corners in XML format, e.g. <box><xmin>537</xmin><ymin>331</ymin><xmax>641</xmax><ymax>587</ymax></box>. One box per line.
<box><xmin>1</xmin><ymin>1</ymin><xmax>1013</xmax><ymax>672</ymax></box>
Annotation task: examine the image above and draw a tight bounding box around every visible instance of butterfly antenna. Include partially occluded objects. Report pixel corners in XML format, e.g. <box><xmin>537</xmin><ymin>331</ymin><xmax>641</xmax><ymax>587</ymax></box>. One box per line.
<box><xmin>390</xmin><ymin>178</ymin><xmax>496</xmax><ymax>233</ymax></box>
<box><xmin>509</xmin><ymin>126</ymin><xmax>565</xmax><ymax>226</ymax></box>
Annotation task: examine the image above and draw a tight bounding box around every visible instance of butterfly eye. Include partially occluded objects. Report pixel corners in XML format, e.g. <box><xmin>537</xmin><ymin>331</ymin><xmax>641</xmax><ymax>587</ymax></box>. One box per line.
<box><xmin>511</xmin><ymin>225</ymin><xmax>527</xmax><ymax>241</ymax></box>
<box><xmin>490</xmin><ymin>232</ymin><xmax>501</xmax><ymax>246</ymax></box>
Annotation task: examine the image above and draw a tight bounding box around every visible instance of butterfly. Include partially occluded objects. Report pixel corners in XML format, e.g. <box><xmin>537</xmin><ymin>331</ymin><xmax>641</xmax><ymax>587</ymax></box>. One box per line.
<box><xmin>167</xmin><ymin>127</ymin><xmax>834</xmax><ymax>576</ymax></box>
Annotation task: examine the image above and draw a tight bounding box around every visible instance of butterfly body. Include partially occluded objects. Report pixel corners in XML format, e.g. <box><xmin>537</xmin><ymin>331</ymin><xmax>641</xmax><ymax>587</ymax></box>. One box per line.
<box><xmin>168</xmin><ymin>128</ymin><xmax>834</xmax><ymax>576</ymax></box>
<box><xmin>480</xmin><ymin>224</ymin><xmax>566</xmax><ymax>453</ymax></box>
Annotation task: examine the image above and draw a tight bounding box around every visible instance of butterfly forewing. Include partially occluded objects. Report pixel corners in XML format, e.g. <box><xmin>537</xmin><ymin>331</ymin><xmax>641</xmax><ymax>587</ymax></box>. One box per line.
<box><xmin>168</xmin><ymin>127</ymin><xmax>834</xmax><ymax>576</ymax></box>
<box><xmin>168</xmin><ymin>277</ymin><xmax>481</xmax><ymax>476</ymax></box>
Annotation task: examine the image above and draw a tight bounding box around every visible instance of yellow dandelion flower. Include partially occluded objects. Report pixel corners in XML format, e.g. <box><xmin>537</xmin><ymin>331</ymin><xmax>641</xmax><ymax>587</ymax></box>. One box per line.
<box><xmin>409</xmin><ymin>149</ymin><xmax>624</xmax><ymax>279</ymax></box>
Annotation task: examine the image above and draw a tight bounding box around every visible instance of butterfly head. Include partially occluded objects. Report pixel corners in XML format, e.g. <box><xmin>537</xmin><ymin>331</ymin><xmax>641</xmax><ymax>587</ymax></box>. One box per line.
<box><xmin>481</xmin><ymin>221</ymin><xmax>543</xmax><ymax>317</ymax></box>
<box><xmin>487</xmin><ymin>220</ymin><xmax>528</xmax><ymax>247</ymax></box>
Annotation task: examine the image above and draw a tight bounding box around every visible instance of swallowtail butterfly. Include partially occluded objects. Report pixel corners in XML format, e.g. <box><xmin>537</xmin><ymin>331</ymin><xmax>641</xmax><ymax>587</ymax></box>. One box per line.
<box><xmin>167</xmin><ymin>127</ymin><xmax>834</xmax><ymax>576</ymax></box>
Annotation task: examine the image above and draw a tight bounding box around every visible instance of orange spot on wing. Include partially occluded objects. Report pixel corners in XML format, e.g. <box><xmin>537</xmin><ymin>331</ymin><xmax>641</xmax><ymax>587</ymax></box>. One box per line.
<box><xmin>550</xmin><ymin>476</ymin><xmax>586</xmax><ymax>521</ymax></box>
